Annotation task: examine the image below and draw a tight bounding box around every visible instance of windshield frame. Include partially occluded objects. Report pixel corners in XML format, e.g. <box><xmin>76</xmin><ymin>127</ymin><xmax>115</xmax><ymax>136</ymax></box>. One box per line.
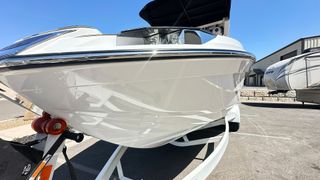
<box><xmin>119</xmin><ymin>26</ymin><xmax>215</xmax><ymax>45</ymax></box>
<box><xmin>121</xmin><ymin>26</ymin><xmax>214</xmax><ymax>37</ymax></box>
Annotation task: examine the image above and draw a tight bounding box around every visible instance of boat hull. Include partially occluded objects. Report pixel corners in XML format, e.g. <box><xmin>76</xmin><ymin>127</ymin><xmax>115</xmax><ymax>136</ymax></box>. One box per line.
<box><xmin>0</xmin><ymin>56</ymin><xmax>251</xmax><ymax>148</ymax></box>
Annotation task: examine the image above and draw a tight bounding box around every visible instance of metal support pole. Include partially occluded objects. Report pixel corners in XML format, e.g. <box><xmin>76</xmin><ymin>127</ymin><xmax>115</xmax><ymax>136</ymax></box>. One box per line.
<box><xmin>95</xmin><ymin>146</ymin><xmax>128</xmax><ymax>180</ymax></box>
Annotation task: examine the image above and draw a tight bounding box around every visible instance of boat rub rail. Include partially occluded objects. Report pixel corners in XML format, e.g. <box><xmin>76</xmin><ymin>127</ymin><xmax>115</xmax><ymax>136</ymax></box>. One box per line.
<box><xmin>0</xmin><ymin>49</ymin><xmax>255</xmax><ymax>71</ymax></box>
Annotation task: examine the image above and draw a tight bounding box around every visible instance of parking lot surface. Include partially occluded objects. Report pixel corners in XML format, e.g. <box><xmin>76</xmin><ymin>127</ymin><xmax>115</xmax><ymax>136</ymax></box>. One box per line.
<box><xmin>50</xmin><ymin>102</ymin><xmax>320</xmax><ymax>180</ymax></box>
<box><xmin>0</xmin><ymin>98</ymin><xmax>25</xmax><ymax>121</ymax></box>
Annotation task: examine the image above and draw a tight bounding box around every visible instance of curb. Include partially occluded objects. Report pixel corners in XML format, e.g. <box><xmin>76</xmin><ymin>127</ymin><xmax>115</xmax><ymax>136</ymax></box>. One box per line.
<box><xmin>240</xmin><ymin>100</ymin><xmax>303</xmax><ymax>104</ymax></box>
<box><xmin>0</xmin><ymin>124</ymin><xmax>35</xmax><ymax>141</ymax></box>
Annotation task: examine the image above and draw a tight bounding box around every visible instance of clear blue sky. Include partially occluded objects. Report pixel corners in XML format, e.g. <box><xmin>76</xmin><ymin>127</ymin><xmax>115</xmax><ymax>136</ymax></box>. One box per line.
<box><xmin>0</xmin><ymin>0</ymin><xmax>319</xmax><ymax>60</ymax></box>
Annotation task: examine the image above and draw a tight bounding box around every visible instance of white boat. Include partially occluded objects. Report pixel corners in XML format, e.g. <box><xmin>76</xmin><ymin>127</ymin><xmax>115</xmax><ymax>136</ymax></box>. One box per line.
<box><xmin>0</xmin><ymin>0</ymin><xmax>254</xmax><ymax>148</ymax></box>
<box><xmin>264</xmin><ymin>49</ymin><xmax>320</xmax><ymax>103</ymax></box>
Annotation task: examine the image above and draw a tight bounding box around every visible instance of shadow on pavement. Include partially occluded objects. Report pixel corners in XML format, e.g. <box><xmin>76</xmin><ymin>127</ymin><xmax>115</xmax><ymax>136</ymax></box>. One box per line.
<box><xmin>54</xmin><ymin>126</ymin><xmax>225</xmax><ymax>180</ymax></box>
<box><xmin>242</xmin><ymin>102</ymin><xmax>320</xmax><ymax>109</ymax></box>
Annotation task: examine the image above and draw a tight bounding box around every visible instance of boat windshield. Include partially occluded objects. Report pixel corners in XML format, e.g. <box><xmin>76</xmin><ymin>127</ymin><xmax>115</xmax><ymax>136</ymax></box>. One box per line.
<box><xmin>119</xmin><ymin>27</ymin><xmax>214</xmax><ymax>45</ymax></box>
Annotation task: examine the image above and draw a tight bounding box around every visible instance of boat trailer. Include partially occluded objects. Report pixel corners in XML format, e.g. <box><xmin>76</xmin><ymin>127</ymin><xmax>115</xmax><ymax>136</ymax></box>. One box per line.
<box><xmin>0</xmin><ymin>83</ymin><xmax>233</xmax><ymax>180</ymax></box>
<box><xmin>0</xmin><ymin>113</ymin><xmax>231</xmax><ymax>180</ymax></box>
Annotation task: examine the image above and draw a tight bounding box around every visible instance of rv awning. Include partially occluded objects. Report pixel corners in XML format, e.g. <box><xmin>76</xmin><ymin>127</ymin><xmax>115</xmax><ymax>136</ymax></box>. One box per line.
<box><xmin>139</xmin><ymin>0</ymin><xmax>231</xmax><ymax>27</ymax></box>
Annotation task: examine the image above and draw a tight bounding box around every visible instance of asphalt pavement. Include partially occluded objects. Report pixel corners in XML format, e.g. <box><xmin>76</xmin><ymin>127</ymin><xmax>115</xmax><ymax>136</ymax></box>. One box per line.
<box><xmin>51</xmin><ymin>102</ymin><xmax>320</xmax><ymax>180</ymax></box>
<box><xmin>0</xmin><ymin>98</ymin><xmax>25</xmax><ymax>121</ymax></box>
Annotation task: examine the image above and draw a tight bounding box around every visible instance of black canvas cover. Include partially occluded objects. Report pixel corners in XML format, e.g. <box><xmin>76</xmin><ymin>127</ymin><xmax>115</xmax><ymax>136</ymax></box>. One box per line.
<box><xmin>140</xmin><ymin>0</ymin><xmax>231</xmax><ymax>27</ymax></box>
<box><xmin>0</xmin><ymin>139</ymin><xmax>43</xmax><ymax>180</ymax></box>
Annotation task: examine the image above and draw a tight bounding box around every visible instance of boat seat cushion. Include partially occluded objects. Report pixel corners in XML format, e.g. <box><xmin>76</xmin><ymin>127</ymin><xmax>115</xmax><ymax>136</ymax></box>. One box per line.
<box><xmin>184</xmin><ymin>31</ymin><xmax>202</xmax><ymax>44</ymax></box>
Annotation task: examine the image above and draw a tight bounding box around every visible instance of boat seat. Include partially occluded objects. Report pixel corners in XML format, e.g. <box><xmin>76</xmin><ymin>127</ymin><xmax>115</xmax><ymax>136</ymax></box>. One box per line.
<box><xmin>184</xmin><ymin>30</ymin><xmax>202</xmax><ymax>44</ymax></box>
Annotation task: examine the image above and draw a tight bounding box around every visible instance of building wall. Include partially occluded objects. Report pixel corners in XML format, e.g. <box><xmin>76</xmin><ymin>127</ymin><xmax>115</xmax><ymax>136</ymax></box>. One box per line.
<box><xmin>245</xmin><ymin>36</ymin><xmax>320</xmax><ymax>87</ymax></box>
<box><xmin>253</xmin><ymin>41</ymin><xmax>302</xmax><ymax>72</ymax></box>
<box><xmin>304</xmin><ymin>37</ymin><xmax>320</xmax><ymax>50</ymax></box>
<box><xmin>245</xmin><ymin>41</ymin><xmax>302</xmax><ymax>86</ymax></box>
